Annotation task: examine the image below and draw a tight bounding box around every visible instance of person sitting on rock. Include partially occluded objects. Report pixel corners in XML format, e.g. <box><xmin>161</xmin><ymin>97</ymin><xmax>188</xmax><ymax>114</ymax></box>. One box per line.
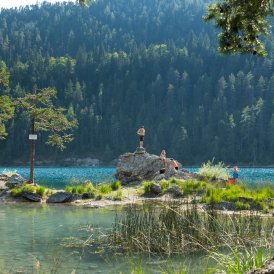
<box><xmin>137</xmin><ymin>126</ymin><xmax>145</xmax><ymax>148</ymax></box>
<box><xmin>170</xmin><ymin>158</ymin><xmax>179</xmax><ymax>172</ymax></box>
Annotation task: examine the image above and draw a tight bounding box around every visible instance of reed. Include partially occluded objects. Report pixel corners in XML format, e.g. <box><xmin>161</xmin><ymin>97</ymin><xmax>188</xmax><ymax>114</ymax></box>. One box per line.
<box><xmin>107</xmin><ymin>201</ymin><xmax>273</xmax><ymax>256</ymax></box>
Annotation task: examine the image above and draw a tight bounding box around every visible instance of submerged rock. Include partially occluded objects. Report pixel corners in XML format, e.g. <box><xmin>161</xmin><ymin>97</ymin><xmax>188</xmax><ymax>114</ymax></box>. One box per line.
<box><xmin>46</xmin><ymin>192</ymin><xmax>81</xmax><ymax>203</ymax></box>
<box><xmin>115</xmin><ymin>148</ymin><xmax>197</xmax><ymax>184</ymax></box>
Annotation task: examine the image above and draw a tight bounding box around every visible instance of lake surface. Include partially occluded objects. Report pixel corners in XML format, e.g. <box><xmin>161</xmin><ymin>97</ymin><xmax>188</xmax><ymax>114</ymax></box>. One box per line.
<box><xmin>0</xmin><ymin>166</ymin><xmax>273</xmax><ymax>189</ymax></box>
<box><xmin>0</xmin><ymin>204</ymin><xmax>209</xmax><ymax>274</ymax></box>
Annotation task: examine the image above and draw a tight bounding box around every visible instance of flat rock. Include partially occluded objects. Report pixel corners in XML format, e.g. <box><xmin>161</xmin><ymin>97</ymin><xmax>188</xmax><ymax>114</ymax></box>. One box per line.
<box><xmin>22</xmin><ymin>191</ymin><xmax>41</xmax><ymax>202</ymax></box>
<box><xmin>46</xmin><ymin>192</ymin><xmax>80</xmax><ymax>203</ymax></box>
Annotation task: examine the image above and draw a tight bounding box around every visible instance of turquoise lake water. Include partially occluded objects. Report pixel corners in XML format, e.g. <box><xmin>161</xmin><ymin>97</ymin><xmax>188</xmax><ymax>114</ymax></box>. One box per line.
<box><xmin>0</xmin><ymin>166</ymin><xmax>274</xmax><ymax>188</ymax></box>
<box><xmin>0</xmin><ymin>204</ymin><xmax>211</xmax><ymax>274</ymax></box>
<box><xmin>0</xmin><ymin>167</ymin><xmax>273</xmax><ymax>273</ymax></box>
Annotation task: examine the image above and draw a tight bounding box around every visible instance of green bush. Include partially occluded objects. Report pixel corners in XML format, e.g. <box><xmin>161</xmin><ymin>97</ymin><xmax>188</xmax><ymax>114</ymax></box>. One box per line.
<box><xmin>113</xmin><ymin>190</ymin><xmax>123</xmax><ymax>201</ymax></box>
<box><xmin>198</xmin><ymin>160</ymin><xmax>229</xmax><ymax>180</ymax></box>
<box><xmin>36</xmin><ymin>185</ymin><xmax>46</xmax><ymax>197</ymax></box>
<box><xmin>235</xmin><ymin>201</ymin><xmax>250</xmax><ymax>210</ymax></box>
<box><xmin>159</xmin><ymin>180</ymin><xmax>171</xmax><ymax>193</ymax></box>
<box><xmin>176</xmin><ymin>180</ymin><xmax>207</xmax><ymax>196</ymax></box>
<box><xmin>97</xmin><ymin>184</ymin><xmax>112</xmax><ymax>194</ymax></box>
<box><xmin>111</xmin><ymin>181</ymin><xmax>121</xmax><ymax>191</ymax></box>
<box><xmin>143</xmin><ymin>181</ymin><xmax>153</xmax><ymax>194</ymax></box>
<box><xmin>66</xmin><ymin>183</ymin><xmax>94</xmax><ymax>195</ymax></box>
<box><xmin>10</xmin><ymin>188</ymin><xmax>22</xmax><ymax>197</ymax></box>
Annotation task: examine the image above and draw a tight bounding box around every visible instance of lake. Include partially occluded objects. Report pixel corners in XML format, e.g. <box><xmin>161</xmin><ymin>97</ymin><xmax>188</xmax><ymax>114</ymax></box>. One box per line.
<box><xmin>0</xmin><ymin>204</ymin><xmax>211</xmax><ymax>274</ymax></box>
<box><xmin>0</xmin><ymin>166</ymin><xmax>274</xmax><ymax>189</ymax></box>
<box><xmin>0</xmin><ymin>167</ymin><xmax>273</xmax><ymax>273</ymax></box>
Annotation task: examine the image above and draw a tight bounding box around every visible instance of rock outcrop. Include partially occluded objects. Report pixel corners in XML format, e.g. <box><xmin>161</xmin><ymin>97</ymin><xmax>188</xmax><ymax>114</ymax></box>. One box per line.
<box><xmin>115</xmin><ymin>148</ymin><xmax>196</xmax><ymax>184</ymax></box>
<box><xmin>0</xmin><ymin>173</ymin><xmax>24</xmax><ymax>189</ymax></box>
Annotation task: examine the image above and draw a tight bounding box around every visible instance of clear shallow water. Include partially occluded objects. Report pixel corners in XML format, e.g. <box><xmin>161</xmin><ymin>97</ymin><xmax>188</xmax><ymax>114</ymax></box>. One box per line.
<box><xmin>0</xmin><ymin>204</ymin><xmax>209</xmax><ymax>274</ymax></box>
<box><xmin>0</xmin><ymin>166</ymin><xmax>273</xmax><ymax>188</ymax></box>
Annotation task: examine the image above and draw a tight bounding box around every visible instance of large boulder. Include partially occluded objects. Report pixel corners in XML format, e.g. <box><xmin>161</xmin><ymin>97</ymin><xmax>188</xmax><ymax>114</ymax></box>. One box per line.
<box><xmin>115</xmin><ymin>148</ymin><xmax>197</xmax><ymax>184</ymax></box>
<box><xmin>22</xmin><ymin>191</ymin><xmax>42</xmax><ymax>202</ymax></box>
<box><xmin>46</xmin><ymin>192</ymin><xmax>81</xmax><ymax>203</ymax></box>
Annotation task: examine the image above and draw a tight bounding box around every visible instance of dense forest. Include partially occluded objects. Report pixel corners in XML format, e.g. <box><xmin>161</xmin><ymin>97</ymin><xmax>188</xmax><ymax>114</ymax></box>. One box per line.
<box><xmin>0</xmin><ymin>0</ymin><xmax>274</xmax><ymax>165</ymax></box>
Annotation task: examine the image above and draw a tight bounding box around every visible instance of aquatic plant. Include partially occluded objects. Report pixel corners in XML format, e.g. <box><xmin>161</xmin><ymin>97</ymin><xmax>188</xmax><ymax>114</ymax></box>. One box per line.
<box><xmin>198</xmin><ymin>160</ymin><xmax>229</xmax><ymax>180</ymax></box>
<box><xmin>107</xmin><ymin>201</ymin><xmax>273</xmax><ymax>255</ymax></box>
<box><xmin>210</xmin><ymin>246</ymin><xmax>272</xmax><ymax>274</ymax></box>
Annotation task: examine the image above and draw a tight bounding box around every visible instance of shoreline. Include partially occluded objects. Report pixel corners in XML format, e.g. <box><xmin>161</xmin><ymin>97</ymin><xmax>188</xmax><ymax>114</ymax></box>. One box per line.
<box><xmin>1</xmin><ymin>189</ymin><xmax>274</xmax><ymax>218</ymax></box>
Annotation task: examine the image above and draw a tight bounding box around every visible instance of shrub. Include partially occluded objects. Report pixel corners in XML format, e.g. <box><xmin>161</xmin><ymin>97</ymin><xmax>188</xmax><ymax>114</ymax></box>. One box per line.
<box><xmin>10</xmin><ymin>188</ymin><xmax>22</xmax><ymax>197</ymax></box>
<box><xmin>111</xmin><ymin>181</ymin><xmax>121</xmax><ymax>191</ymax></box>
<box><xmin>159</xmin><ymin>180</ymin><xmax>171</xmax><ymax>193</ymax></box>
<box><xmin>198</xmin><ymin>160</ymin><xmax>229</xmax><ymax>180</ymax></box>
<box><xmin>97</xmin><ymin>184</ymin><xmax>112</xmax><ymax>194</ymax></box>
<box><xmin>143</xmin><ymin>181</ymin><xmax>153</xmax><ymax>194</ymax></box>
<box><xmin>113</xmin><ymin>190</ymin><xmax>123</xmax><ymax>201</ymax></box>
<box><xmin>235</xmin><ymin>201</ymin><xmax>250</xmax><ymax>210</ymax></box>
<box><xmin>36</xmin><ymin>185</ymin><xmax>46</xmax><ymax>197</ymax></box>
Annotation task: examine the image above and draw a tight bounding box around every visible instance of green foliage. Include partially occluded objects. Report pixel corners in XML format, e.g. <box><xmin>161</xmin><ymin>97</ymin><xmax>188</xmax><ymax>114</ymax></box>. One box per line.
<box><xmin>204</xmin><ymin>0</ymin><xmax>273</xmax><ymax>56</ymax></box>
<box><xmin>15</xmin><ymin>87</ymin><xmax>77</xmax><ymax>150</ymax></box>
<box><xmin>0</xmin><ymin>2</ymin><xmax>274</xmax><ymax>164</ymax></box>
<box><xmin>111</xmin><ymin>181</ymin><xmax>121</xmax><ymax>191</ymax></box>
<box><xmin>143</xmin><ymin>181</ymin><xmax>153</xmax><ymax>194</ymax></box>
<box><xmin>108</xmin><ymin>202</ymin><xmax>273</xmax><ymax>255</ymax></box>
<box><xmin>159</xmin><ymin>180</ymin><xmax>171</xmax><ymax>193</ymax></box>
<box><xmin>235</xmin><ymin>201</ymin><xmax>250</xmax><ymax>210</ymax></box>
<box><xmin>0</xmin><ymin>96</ymin><xmax>14</xmax><ymax>139</ymax></box>
<box><xmin>201</xmin><ymin>183</ymin><xmax>274</xmax><ymax>207</ymax></box>
<box><xmin>175</xmin><ymin>180</ymin><xmax>207</xmax><ymax>196</ymax></box>
<box><xmin>66</xmin><ymin>182</ymin><xmax>95</xmax><ymax>196</ymax></box>
<box><xmin>97</xmin><ymin>184</ymin><xmax>112</xmax><ymax>194</ymax></box>
<box><xmin>36</xmin><ymin>185</ymin><xmax>46</xmax><ymax>196</ymax></box>
<box><xmin>113</xmin><ymin>190</ymin><xmax>123</xmax><ymax>201</ymax></box>
<box><xmin>210</xmin><ymin>247</ymin><xmax>271</xmax><ymax>274</ymax></box>
<box><xmin>0</xmin><ymin>61</ymin><xmax>9</xmax><ymax>87</ymax></box>
<box><xmin>198</xmin><ymin>161</ymin><xmax>229</xmax><ymax>180</ymax></box>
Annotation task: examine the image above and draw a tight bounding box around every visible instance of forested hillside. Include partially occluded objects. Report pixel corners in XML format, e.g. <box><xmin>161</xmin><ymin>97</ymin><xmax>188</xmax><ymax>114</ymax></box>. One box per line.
<box><xmin>0</xmin><ymin>0</ymin><xmax>274</xmax><ymax>165</ymax></box>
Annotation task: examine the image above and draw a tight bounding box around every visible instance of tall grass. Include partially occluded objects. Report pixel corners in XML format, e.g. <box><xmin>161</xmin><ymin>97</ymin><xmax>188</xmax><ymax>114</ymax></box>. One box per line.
<box><xmin>198</xmin><ymin>161</ymin><xmax>229</xmax><ymax>180</ymax></box>
<box><xmin>209</xmin><ymin>246</ymin><xmax>272</xmax><ymax>274</ymax></box>
<box><xmin>107</xmin><ymin>201</ymin><xmax>273</xmax><ymax>256</ymax></box>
